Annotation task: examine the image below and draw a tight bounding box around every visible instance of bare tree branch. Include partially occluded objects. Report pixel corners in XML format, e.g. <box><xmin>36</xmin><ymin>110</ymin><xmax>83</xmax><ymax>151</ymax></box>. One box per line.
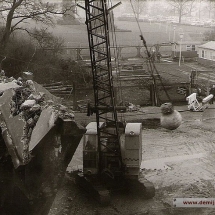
<box><xmin>167</xmin><ymin>0</ymin><xmax>196</xmax><ymax>23</ymax></box>
<box><xmin>0</xmin><ymin>0</ymin><xmax>75</xmax><ymax>51</ymax></box>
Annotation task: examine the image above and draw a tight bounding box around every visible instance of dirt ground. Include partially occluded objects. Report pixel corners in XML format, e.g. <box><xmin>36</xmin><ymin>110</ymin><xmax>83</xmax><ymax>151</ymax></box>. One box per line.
<box><xmin>48</xmin><ymin>104</ymin><xmax>215</xmax><ymax>215</ymax></box>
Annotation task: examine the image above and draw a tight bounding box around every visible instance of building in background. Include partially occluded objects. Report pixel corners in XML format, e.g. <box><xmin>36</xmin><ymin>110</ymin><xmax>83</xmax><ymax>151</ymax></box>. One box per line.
<box><xmin>198</xmin><ymin>41</ymin><xmax>215</xmax><ymax>67</ymax></box>
<box><xmin>172</xmin><ymin>40</ymin><xmax>202</xmax><ymax>60</ymax></box>
<box><xmin>171</xmin><ymin>31</ymin><xmax>203</xmax><ymax>61</ymax></box>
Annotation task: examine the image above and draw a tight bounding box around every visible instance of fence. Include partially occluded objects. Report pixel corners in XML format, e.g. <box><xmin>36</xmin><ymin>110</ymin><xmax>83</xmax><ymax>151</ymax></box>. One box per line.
<box><xmin>45</xmin><ymin>44</ymin><xmax>172</xmax><ymax>61</ymax></box>
<box><xmin>43</xmin><ymin>80</ymin><xmax>190</xmax><ymax>111</ymax></box>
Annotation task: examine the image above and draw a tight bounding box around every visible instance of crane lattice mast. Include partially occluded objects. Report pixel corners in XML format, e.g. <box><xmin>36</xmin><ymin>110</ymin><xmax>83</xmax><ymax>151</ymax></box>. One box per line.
<box><xmin>85</xmin><ymin>0</ymin><xmax>123</xmax><ymax>175</ymax></box>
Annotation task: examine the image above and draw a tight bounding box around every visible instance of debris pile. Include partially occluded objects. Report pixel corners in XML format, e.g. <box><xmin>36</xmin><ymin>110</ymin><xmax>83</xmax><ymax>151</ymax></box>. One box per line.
<box><xmin>127</xmin><ymin>102</ymin><xmax>140</xmax><ymax>112</ymax></box>
<box><xmin>0</xmin><ymin>76</ymin><xmax>74</xmax><ymax>165</ymax></box>
<box><xmin>0</xmin><ymin>73</ymin><xmax>87</xmax><ymax>215</ymax></box>
<box><xmin>10</xmin><ymin>84</ymin><xmax>44</xmax><ymax>163</ymax></box>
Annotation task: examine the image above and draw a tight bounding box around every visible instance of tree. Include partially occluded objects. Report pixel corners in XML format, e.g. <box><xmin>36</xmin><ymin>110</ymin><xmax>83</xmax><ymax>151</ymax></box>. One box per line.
<box><xmin>0</xmin><ymin>0</ymin><xmax>74</xmax><ymax>55</ymax></box>
<box><xmin>203</xmin><ymin>28</ymin><xmax>215</xmax><ymax>41</ymax></box>
<box><xmin>1</xmin><ymin>27</ymin><xmax>64</xmax><ymax>82</ymax></box>
<box><xmin>206</xmin><ymin>0</ymin><xmax>215</xmax><ymax>19</ymax></box>
<box><xmin>0</xmin><ymin>26</ymin><xmax>90</xmax><ymax>85</ymax></box>
<box><xmin>0</xmin><ymin>29</ymin><xmax>36</xmax><ymax>77</ymax></box>
<box><xmin>167</xmin><ymin>0</ymin><xmax>196</xmax><ymax>23</ymax></box>
<box><xmin>31</xmin><ymin>27</ymin><xmax>64</xmax><ymax>53</ymax></box>
<box><xmin>0</xmin><ymin>1</ymin><xmax>91</xmax><ymax>85</ymax></box>
<box><xmin>132</xmin><ymin>0</ymin><xmax>147</xmax><ymax>20</ymax></box>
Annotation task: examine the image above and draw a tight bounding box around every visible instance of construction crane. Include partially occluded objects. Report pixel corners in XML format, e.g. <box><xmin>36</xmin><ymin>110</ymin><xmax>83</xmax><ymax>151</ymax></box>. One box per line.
<box><xmin>76</xmin><ymin>0</ymin><xmax>155</xmax><ymax>205</ymax></box>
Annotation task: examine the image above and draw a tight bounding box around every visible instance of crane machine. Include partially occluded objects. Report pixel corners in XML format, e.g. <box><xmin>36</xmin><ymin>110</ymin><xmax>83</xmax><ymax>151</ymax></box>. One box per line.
<box><xmin>75</xmin><ymin>0</ymin><xmax>155</xmax><ymax>205</ymax></box>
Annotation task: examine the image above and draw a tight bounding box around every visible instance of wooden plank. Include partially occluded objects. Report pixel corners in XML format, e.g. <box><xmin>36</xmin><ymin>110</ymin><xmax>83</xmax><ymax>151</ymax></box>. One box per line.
<box><xmin>33</xmin><ymin>82</ymin><xmax>62</xmax><ymax>103</ymax></box>
<box><xmin>54</xmin><ymin>94</ymin><xmax>72</xmax><ymax>97</ymax></box>
<box><xmin>44</xmin><ymin>86</ymin><xmax>63</xmax><ymax>90</ymax></box>
<box><xmin>45</xmin><ymin>86</ymin><xmax>73</xmax><ymax>92</ymax></box>
<box><xmin>119</xmin><ymin>77</ymin><xmax>156</xmax><ymax>81</ymax></box>
<box><xmin>42</xmin><ymin>82</ymin><xmax>62</xmax><ymax>87</ymax></box>
<box><xmin>119</xmin><ymin>75</ymin><xmax>153</xmax><ymax>78</ymax></box>
<box><xmin>49</xmin><ymin>88</ymin><xmax>73</xmax><ymax>92</ymax></box>
<box><xmin>50</xmin><ymin>91</ymin><xmax>73</xmax><ymax>94</ymax></box>
<box><xmin>45</xmin><ymin>84</ymin><xmax>72</xmax><ymax>88</ymax></box>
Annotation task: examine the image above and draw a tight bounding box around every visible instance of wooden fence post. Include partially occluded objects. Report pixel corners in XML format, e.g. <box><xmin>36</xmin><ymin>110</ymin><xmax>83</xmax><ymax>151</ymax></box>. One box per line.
<box><xmin>113</xmin><ymin>86</ymin><xmax>117</xmax><ymax>105</ymax></box>
<box><xmin>73</xmin><ymin>82</ymin><xmax>77</xmax><ymax>110</ymax></box>
<box><xmin>150</xmin><ymin>84</ymin><xmax>155</xmax><ymax>106</ymax></box>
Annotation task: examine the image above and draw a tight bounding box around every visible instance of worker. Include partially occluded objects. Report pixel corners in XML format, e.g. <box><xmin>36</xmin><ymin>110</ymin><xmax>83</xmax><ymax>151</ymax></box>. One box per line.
<box><xmin>209</xmin><ymin>85</ymin><xmax>215</xmax><ymax>104</ymax></box>
<box><xmin>151</xmin><ymin>50</ymin><xmax>155</xmax><ymax>62</ymax></box>
<box><xmin>157</xmin><ymin>52</ymin><xmax>161</xmax><ymax>63</ymax></box>
<box><xmin>0</xmin><ymin>70</ymin><xmax>5</xmax><ymax>77</ymax></box>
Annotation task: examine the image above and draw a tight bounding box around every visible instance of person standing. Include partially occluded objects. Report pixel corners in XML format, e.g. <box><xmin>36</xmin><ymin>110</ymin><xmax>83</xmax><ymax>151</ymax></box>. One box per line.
<box><xmin>209</xmin><ymin>85</ymin><xmax>215</xmax><ymax>104</ymax></box>
<box><xmin>157</xmin><ymin>52</ymin><xmax>161</xmax><ymax>63</ymax></box>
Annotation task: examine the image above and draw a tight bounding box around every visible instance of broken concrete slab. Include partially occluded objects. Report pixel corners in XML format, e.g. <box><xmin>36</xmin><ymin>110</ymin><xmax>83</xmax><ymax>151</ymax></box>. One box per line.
<box><xmin>29</xmin><ymin>106</ymin><xmax>57</xmax><ymax>151</ymax></box>
<box><xmin>0</xmin><ymin>81</ymin><xmax>79</xmax><ymax>169</ymax></box>
<box><xmin>0</xmin><ymin>89</ymin><xmax>26</xmax><ymax>168</ymax></box>
<box><xmin>0</xmin><ymin>81</ymin><xmax>20</xmax><ymax>91</ymax></box>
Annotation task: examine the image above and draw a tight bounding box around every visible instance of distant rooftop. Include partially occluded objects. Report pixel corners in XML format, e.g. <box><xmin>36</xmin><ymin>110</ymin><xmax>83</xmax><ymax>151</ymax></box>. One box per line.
<box><xmin>176</xmin><ymin>41</ymin><xmax>203</xmax><ymax>45</ymax></box>
<box><xmin>198</xmin><ymin>41</ymin><xmax>215</xmax><ymax>50</ymax></box>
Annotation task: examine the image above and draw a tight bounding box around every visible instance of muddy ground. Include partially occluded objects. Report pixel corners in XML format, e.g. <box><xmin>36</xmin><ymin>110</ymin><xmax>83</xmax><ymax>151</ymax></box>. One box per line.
<box><xmin>48</xmin><ymin>104</ymin><xmax>215</xmax><ymax>215</ymax></box>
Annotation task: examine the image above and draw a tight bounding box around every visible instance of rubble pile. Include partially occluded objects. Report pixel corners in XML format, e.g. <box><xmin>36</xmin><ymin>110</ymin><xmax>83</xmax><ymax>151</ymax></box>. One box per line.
<box><xmin>0</xmin><ymin>71</ymin><xmax>87</xmax><ymax>215</ymax></box>
<box><xmin>0</xmin><ymin>76</ymin><xmax>75</xmax><ymax>164</ymax></box>
<box><xmin>9</xmin><ymin>84</ymin><xmax>44</xmax><ymax>163</ymax></box>
<box><xmin>127</xmin><ymin>102</ymin><xmax>140</xmax><ymax>112</ymax></box>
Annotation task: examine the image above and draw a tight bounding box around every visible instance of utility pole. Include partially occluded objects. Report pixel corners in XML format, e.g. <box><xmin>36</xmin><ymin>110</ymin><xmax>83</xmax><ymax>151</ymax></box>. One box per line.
<box><xmin>179</xmin><ymin>33</ymin><xmax>184</xmax><ymax>67</ymax></box>
<box><xmin>173</xmin><ymin>25</ymin><xmax>176</xmax><ymax>57</ymax></box>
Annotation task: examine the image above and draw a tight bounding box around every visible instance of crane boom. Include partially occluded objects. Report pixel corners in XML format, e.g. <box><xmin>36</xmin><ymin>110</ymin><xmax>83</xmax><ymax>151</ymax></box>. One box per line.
<box><xmin>85</xmin><ymin>0</ymin><xmax>123</xmax><ymax>175</ymax></box>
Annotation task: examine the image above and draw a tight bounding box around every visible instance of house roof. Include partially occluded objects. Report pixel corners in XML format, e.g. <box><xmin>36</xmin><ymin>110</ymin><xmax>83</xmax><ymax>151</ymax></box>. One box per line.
<box><xmin>174</xmin><ymin>32</ymin><xmax>192</xmax><ymax>43</ymax></box>
<box><xmin>198</xmin><ymin>41</ymin><xmax>215</xmax><ymax>50</ymax></box>
<box><xmin>176</xmin><ymin>41</ymin><xmax>203</xmax><ymax>45</ymax></box>
<box><xmin>173</xmin><ymin>31</ymin><xmax>203</xmax><ymax>45</ymax></box>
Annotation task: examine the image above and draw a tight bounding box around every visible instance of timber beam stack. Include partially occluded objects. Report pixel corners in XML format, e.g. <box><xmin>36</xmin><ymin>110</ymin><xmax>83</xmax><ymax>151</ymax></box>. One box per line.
<box><xmin>43</xmin><ymin>82</ymin><xmax>73</xmax><ymax>97</ymax></box>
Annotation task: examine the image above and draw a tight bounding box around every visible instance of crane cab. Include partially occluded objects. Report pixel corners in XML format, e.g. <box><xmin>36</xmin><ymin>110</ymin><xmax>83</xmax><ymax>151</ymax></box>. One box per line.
<box><xmin>83</xmin><ymin>122</ymin><xmax>105</xmax><ymax>175</ymax></box>
<box><xmin>83</xmin><ymin>122</ymin><xmax>142</xmax><ymax>178</ymax></box>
